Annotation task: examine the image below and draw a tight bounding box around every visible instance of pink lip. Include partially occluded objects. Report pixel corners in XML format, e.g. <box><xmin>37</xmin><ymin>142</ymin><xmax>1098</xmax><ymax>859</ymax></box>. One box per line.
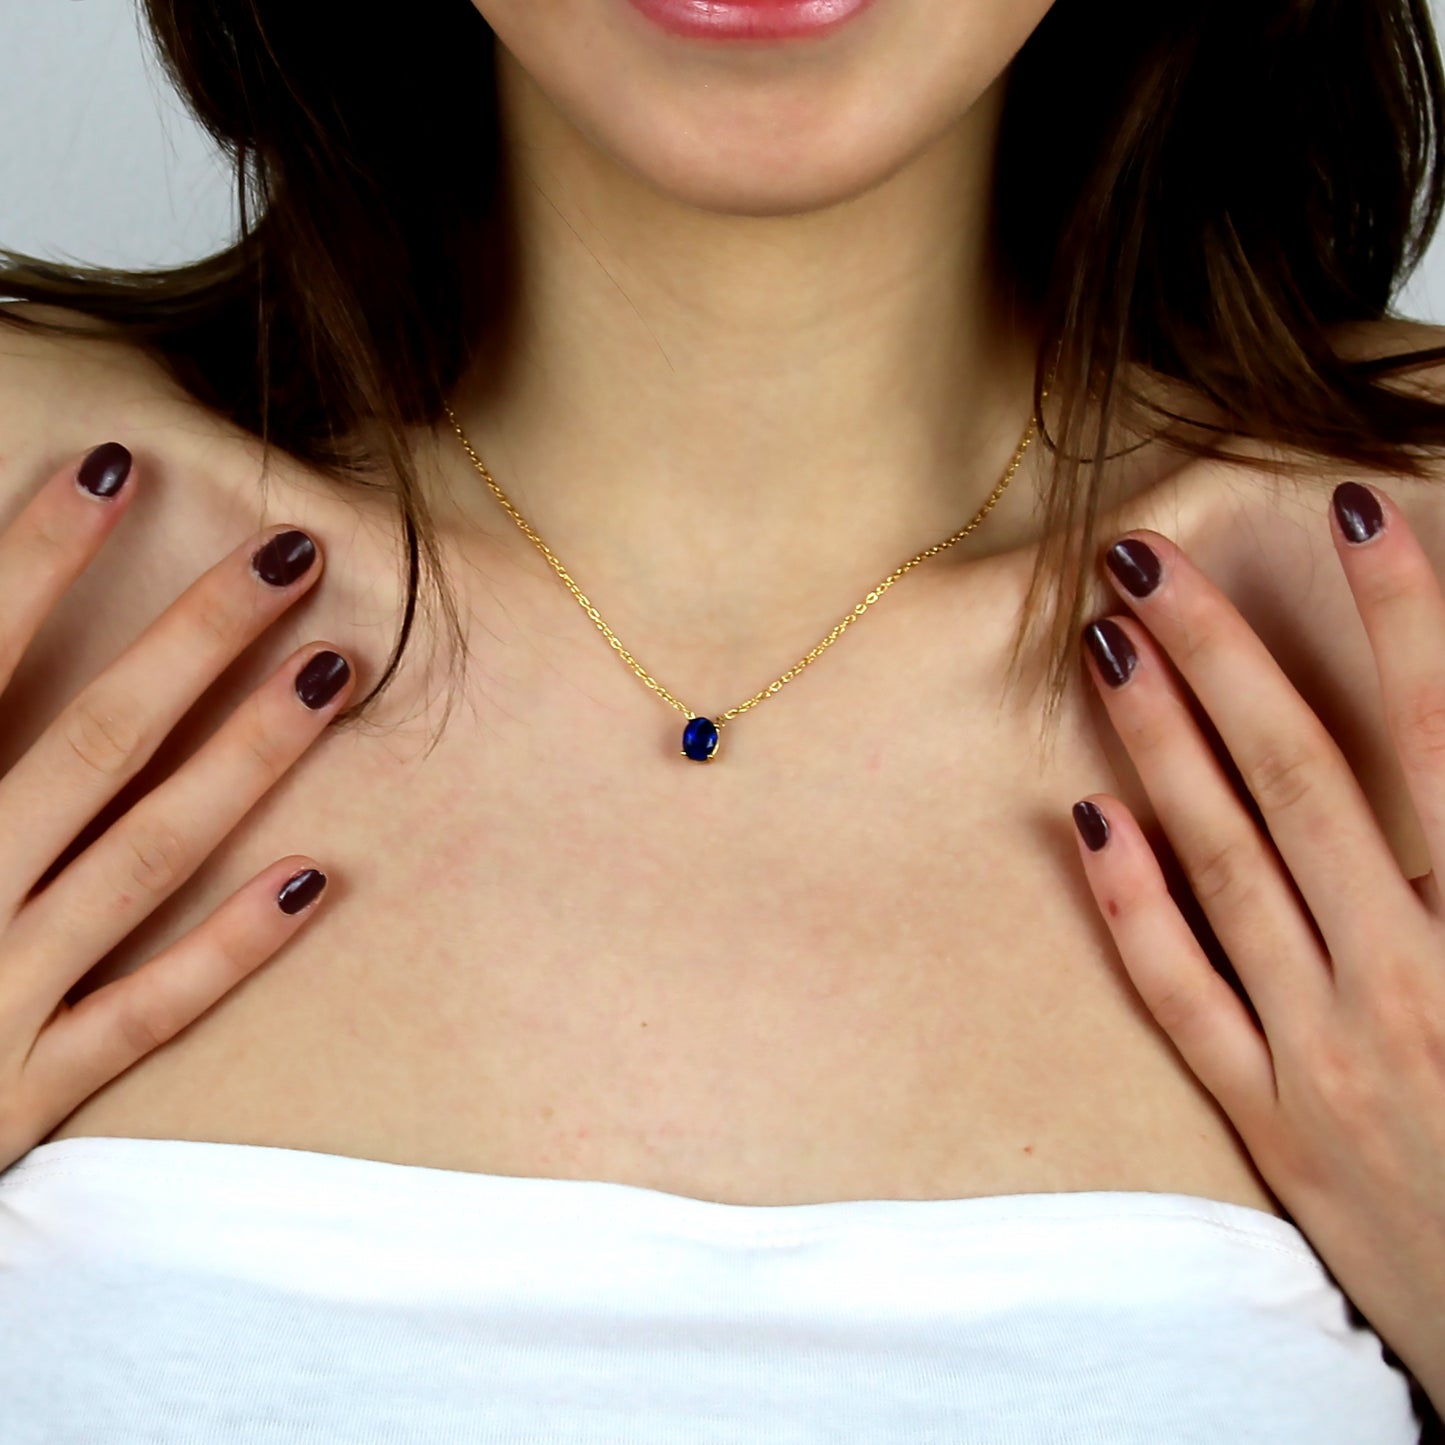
<box><xmin>622</xmin><ymin>0</ymin><xmax>876</xmax><ymax>41</ymax></box>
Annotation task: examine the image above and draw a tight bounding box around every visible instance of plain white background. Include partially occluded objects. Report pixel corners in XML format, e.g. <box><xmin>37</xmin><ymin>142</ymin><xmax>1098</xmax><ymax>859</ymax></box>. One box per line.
<box><xmin>3</xmin><ymin>0</ymin><xmax>1445</xmax><ymax>320</ymax></box>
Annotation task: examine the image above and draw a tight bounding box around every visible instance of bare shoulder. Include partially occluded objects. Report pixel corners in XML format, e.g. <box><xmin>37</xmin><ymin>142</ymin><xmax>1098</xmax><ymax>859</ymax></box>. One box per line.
<box><xmin>1334</xmin><ymin>314</ymin><xmax>1445</xmax><ymax>573</ymax></box>
<box><xmin>0</xmin><ymin>302</ymin><xmax>260</xmax><ymax>534</ymax></box>
<box><xmin>1327</xmin><ymin>314</ymin><xmax>1445</xmax><ymax>371</ymax></box>
<box><xmin>0</xmin><ymin>303</ymin><xmax>197</xmax><ymax>441</ymax></box>
<box><xmin>1169</xmin><ymin>315</ymin><xmax>1445</xmax><ymax>886</ymax></box>
<box><xmin>1289</xmin><ymin>314</ymin><xmax>1445</xmax><ymax>533</ymax></box>
<box><xmin>0</xmin><ymin>299</ymin><xmax>401</xmax><ymax>519</ymax></box>
<box><xmin>0</xmin><ymin>304</ymin><xmax>405</xmax><ymax>760</ymax></box>
<box><xmin>0</xmin><ymin>306</ymin><xmax>270</xmax><ymax>753</ymax></box>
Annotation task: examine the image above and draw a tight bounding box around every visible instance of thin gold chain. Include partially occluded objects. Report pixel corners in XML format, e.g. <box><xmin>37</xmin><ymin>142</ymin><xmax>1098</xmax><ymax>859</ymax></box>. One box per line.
<box><xmin>443</xmin><ymin>394</ymin><xmax>1044</xmax><ymax>729</ymax></box>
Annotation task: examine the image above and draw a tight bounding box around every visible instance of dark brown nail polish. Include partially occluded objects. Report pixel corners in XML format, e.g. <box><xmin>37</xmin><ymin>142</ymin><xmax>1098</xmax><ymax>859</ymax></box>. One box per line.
<box><xmin>1083</xmin><ymin>619</ymin><xmax>1137</xmax><ymax>688</ymax></box>
<box><xmin>277</xmin><ymin>867</ymin><xmax>327</xmax><ymax>915</ymax></box>
<box><xmin>1073</xmin><ymin>800</ymin><xmax>1110</xmax><ymax>852</ymax></box>
<box><xmin>294</xmin><ymin>650</ymin><xmax>350</xmax><ymax>710</ymax></box>
<box><xmin>1105</xmin><ymin>538</ymin><xmax>1162</xmax><ymax>598</ymax></box>
<box><xmin>76</xmin><ymin>442</ymin><xmax>132</xmax><ymax>499</ymax></box>
<box><xmin>251</xmin><ymin>530</ymin><xmax>317</xmax><ymax>587</ymax></box>
<box><xmin>1333</xmin><ymin>482</ymin><xmax>1383</xmax><ymax>544</ymax></box>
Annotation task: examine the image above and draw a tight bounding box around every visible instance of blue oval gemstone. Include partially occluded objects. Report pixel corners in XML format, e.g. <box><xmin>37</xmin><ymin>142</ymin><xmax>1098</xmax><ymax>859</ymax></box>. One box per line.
<box><xmin>681</xmin><ymin>716</ymin><xmax>720</xmax><ymax>762</ymax></box>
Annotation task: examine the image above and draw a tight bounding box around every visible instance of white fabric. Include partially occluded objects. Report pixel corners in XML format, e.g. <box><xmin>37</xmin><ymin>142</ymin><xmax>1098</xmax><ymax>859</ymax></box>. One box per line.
<box><xmin>0</xmin><ymin>1134</ymin><xmax>1424</xmax><ymax>1444</ymax></box>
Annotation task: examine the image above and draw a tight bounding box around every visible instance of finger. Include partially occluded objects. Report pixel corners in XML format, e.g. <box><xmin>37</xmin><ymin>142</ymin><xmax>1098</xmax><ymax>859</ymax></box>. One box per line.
<box><xmin>6</xmin><ymin>642</ymin><xmax>353</xmax><ymax>1014</ymax></box>
<box><xmin>1410</xmin><ymin>871</ymin><xmax>1443</xmax><ymax>914</ymax></box>
<box><xmin>0</xmin><ymin>443</ymin><xmax>137</xmax><ymax>692</ymax></box>
<box><xmin>1100</xmin><ymin>531</ymin><xmax>1420</xmax><ymax>967</ymax></box>
<box><xmin>1329</xmin><ymin>482</ymin><xmax>1445</xmax><ymax>895</ymax></box>
<box><xmin>1070</xmin><ymin>794</ymin><xmax>1279</xmax><ymax>1142</ymax></box>
<box><xmin>1082</xmin><ymin>614</ymin><xmax>1334</xmax><ymax>1033</ymax></box>
<box><xmin>0</xmin><ymin>524</ymin><xmax>322</xmax><ymax>916</ymax></box>
<box><xmin>19</xmin><ymin>856</ymin><xmax>329</xmax><ymax>1137</ymax></box>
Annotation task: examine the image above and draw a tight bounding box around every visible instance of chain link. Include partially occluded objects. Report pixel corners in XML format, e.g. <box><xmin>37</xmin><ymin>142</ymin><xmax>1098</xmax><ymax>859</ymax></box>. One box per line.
<box><xmin>444</xmin><ymin>392</ymin><xmax>1045</xmax><ymax>729</ymax></box>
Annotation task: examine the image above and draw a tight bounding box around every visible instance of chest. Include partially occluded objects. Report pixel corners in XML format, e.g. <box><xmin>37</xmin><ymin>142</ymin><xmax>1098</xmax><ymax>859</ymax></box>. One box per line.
<box><xmin>39</xmin><ymin>550</ymin><xmax>1282</xmax><ymax>1217</ymax></box>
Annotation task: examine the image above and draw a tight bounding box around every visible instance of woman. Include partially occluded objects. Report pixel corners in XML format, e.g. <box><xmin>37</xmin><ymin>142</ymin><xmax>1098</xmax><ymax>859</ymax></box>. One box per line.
<box><xmin>0</xmin><ymin>0</ymin><xmax>1443</xmax><ymax>1438</ymax></box>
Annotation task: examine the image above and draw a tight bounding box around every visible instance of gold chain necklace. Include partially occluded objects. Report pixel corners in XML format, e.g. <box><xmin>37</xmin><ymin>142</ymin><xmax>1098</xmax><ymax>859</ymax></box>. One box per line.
<box><xmin>444</xmin><ymin>394</ymin><xmax>1044</xmax><ymax>763</ymax></box>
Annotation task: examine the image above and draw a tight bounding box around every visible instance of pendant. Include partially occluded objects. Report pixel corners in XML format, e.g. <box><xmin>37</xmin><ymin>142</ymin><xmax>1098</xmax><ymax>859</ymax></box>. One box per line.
<box><xmin>681</xmin><ymin>716</ymin><xmax>720</xmax><ymax>763</ymax></box>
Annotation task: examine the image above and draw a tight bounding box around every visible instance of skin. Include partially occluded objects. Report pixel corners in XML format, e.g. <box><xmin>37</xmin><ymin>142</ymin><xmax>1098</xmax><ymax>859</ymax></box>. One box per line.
<box><xmin>5</xmin><ymin>0</ymin><xmax>1443</xmax><ymax>1244</ymax></box>
<box><xmin>441</xmin><ymin>0</ymin><xmax>1058</xmax><ymax>669</ymax></box>
<box><xmin>1072</xmin><ymin>499</ymin><xmax>1445</xmax><ymax>1404</ymax></box>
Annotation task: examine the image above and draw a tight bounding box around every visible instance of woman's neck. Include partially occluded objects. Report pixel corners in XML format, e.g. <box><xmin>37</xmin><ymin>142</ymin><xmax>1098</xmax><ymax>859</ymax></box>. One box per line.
<box><xmin>443</xmin><ymin>42</ymin><xmax>1046</xmax><ymax>653</ymax></box>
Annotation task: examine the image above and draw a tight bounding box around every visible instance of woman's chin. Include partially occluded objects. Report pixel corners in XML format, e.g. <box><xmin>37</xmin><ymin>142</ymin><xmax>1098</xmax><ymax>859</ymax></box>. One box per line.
<box><xmin>599</xmin><ymin>131</ymin><xmax>924</xmax><ymax>219</ymax></box>
<box><xmin>481</xmin><ymin>0</ymin><xmax>1051</xmax><ymax>220</ymax></box>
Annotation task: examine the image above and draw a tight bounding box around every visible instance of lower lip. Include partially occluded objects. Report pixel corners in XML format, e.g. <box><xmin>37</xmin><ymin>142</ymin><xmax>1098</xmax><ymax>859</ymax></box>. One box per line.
<box><xmin>622</xmin><ymin>0</ymin><xmax>876</xmax><ymax>41</ymax></box>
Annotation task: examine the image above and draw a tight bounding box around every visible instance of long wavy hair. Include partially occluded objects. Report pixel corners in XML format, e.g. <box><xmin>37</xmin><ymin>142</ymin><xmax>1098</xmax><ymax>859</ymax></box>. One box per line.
<box><xmin>4</xmin><ymin>0</ymin><xmax>1445</xmax><ymax>752</ymax></box>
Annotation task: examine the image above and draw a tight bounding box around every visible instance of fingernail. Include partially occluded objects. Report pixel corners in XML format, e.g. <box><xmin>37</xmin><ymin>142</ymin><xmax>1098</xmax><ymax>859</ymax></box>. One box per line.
<box><xmin>251</xmin><ymin>529</ymin><xmax>317</xmax><ymax>587</ymax></box>
<box><xmin>277</xmin><ymin>867</ymin><xmax>327</xmax><ymax>915</ymax></box>
<box><xmin>76</xmin><ymin>442</ymin><xmax>132</xmax><ymax>499</ymax></box>
<box><xmin>1083</xmin><ymin>619</ymin><xmax>1137</xmax><ymax>688</ymax></box>
<box><xmin>1332</xmin><ymin>482</ymin><xmax>1383</xmax><ymax>544</ymax></box>
<box><xmin>1105</xmin><ymin>538</ymin><xmax>1162</xmax><ymax>598</ymax></box>
<box><xmin>1072</xmin><ymin>800</ymin><xmax>1110</xmax><ymax>852</ymax></box>
<box><xmin>295</xmin><ymin>650</ymin><xmax>350</xmax><ymax>710</ymax></box>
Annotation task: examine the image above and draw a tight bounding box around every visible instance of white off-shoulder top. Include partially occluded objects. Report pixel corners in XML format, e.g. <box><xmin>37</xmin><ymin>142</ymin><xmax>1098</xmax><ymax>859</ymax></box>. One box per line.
<box><xmin>0</xmin><ymin>1135</ymin><xmax>1429</xmax><ymax>1443</ymax></box>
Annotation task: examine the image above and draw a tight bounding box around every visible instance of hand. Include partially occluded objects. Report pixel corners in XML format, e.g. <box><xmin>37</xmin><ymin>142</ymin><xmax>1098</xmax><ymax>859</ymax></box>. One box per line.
<box><xmin>1070</xmin><ymin>480</ymin><xmax>1445</xmax><ymax>1408</ymax></box>
<box><xmin>0</xmin><ymin>443</ymin><xmax>356</xmax><ymax>1175</ymax></box>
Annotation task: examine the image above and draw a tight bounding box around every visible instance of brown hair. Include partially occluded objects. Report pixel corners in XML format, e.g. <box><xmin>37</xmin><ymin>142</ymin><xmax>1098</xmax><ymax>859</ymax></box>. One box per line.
<box><xmin>5</xmin><ymin>0</ymin><xmax>1445</xmax><ymax>750</ymax></box>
